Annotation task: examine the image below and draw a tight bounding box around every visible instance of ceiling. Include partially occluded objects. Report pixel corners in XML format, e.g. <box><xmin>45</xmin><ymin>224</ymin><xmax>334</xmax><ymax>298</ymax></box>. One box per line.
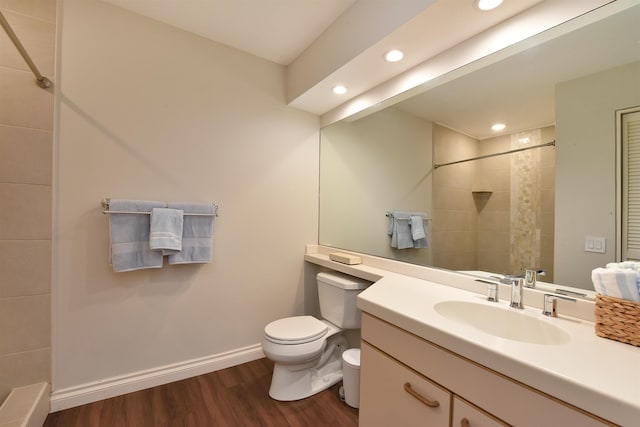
<box><xmin>99</xmin><ymin>0</ymin><xmax>544</xmax><ymax>115</ymax></box>
<box><xmin>100</xmin><ymin>0</ymin><xmax>358</xmax><ymax>66</ymax></box>
<box><xmin>394</xmin><ymin>2</ymin><xmax>640</xmax><ymax>140</ymax></box>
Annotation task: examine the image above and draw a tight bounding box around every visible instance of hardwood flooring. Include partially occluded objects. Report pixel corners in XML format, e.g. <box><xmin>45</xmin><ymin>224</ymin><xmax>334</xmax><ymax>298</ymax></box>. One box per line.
<box><xmin>44</xmin><ymin>358</ymin><xmax>359</xmax><ymax>427</ymax></box>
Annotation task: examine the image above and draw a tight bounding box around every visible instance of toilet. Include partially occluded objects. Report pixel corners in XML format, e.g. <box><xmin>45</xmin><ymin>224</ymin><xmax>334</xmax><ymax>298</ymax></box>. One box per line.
<box><xmin>261</xmin><ymin>271</ymin><xmax>371</xmax><ymax>401</ymax></box>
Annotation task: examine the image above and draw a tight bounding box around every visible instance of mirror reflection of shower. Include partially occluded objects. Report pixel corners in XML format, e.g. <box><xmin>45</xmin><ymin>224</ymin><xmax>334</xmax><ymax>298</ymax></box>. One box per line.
<box><xmin>432</xmin><ymin>125</ymin><xmax>555</xmax><ymax>280</ymax></box>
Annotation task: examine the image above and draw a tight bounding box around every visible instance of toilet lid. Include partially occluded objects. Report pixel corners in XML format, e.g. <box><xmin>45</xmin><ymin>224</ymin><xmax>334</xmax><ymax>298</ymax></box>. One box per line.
<box><xmin>264</xmin><ymin>316</ymin><xmax>328</xmax><ymax>345</ymax></box>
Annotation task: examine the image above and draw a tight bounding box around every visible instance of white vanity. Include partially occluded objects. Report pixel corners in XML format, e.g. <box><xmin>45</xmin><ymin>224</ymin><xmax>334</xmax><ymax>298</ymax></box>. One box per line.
<box><xmin>305</xmin><ymin>246</ymin><xmax>640</xmax><ymax>427</ymax></box>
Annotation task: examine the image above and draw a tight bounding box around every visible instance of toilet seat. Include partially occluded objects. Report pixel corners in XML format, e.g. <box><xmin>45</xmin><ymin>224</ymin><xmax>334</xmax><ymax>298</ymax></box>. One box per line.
<box><xmin>264</xmin><ymin>316</ymin><xmax>328</xmax><ymax>345</ymax></box>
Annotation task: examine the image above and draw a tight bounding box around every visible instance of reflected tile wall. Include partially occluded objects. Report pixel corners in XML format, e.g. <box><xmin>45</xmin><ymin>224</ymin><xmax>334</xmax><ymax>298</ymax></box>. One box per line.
<box><xmin>0</xmin><ymin>0</ymin><xmax>55</xmax><ymax>403</ymax></box>
<box><xmin>433</xmin><ymin>124</ymin><xmax>555</xmax><ymax>279</ymax></box>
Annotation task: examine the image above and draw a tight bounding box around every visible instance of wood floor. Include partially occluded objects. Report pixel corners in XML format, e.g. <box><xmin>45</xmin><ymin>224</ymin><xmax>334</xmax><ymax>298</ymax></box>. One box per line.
<box><xmin>44</xmin><ymin>358</ymin><xmax>359</xmax><ymax>427</ymax></box>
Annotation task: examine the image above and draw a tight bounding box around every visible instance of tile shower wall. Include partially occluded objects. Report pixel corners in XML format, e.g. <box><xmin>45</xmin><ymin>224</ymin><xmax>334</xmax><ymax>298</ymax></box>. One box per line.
<box><xmin>432</xmin><ymin>124</ymin><xmax>479</xmax><ymax>270</ymax></box>
<box><xmin>0</xmin><ymin>0</ymin><xmax>55</xmax><ymax>402</ymax></box>
<box><xmin>433</xmin><ymin>124</ymin><xmax>555</xmax><ymax>279</ymax></box>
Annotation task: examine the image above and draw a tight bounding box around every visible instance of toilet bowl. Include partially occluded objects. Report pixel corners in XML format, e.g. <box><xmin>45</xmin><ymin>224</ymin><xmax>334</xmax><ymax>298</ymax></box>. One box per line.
<box><xmin>261</xmin><ymin>272</ymin><xmax>371</xmax><ymax>401</ymax></box>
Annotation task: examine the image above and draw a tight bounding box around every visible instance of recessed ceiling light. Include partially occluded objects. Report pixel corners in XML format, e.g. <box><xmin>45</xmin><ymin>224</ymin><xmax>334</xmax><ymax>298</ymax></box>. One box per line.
<box><xmin>475</xmin><ymin>0</ymin><xmax>503</xmax><ymax>11</ymax></box>
<box><xmin>491</xmin><ymin>123</ymin><xmax>506</xmax><ymax>131</ymax></box>
<box><xmin>332</xmin><ymin>85</ymin><xmax>347</xmax><ymax>95</ymax></box>
<box><xmin>385</xmin><ymin>49</ymin><xmax>404</xmax><ymax>63</ymax></box>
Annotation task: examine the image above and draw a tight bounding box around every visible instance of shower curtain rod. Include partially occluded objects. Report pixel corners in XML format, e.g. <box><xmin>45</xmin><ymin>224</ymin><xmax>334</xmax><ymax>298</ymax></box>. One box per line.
<box><xmin>433</xmin><ymin>140</ymin><xmax>556</xmax><ymax>169</ymax></box>
<box><xmin>0</xmin><ymin>11</ymin><xmax>52</xmax><ymax>88</ymax></box>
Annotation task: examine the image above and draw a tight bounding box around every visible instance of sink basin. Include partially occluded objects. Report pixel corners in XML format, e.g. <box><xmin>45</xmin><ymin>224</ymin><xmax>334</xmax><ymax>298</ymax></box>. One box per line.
<box><xmin>434</xmin><ymin>300</ymin><xmax>570</xmax><ymax>345</ymax></box>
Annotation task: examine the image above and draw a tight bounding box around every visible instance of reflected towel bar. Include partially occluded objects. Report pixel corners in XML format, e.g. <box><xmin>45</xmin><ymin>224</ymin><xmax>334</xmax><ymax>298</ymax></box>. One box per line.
<box><xmin>386</xmin><ymin>212</ymin><xmax>430</xmax><ymax>221</ymax></box>
<box><xmin>433</xmin><ymin>140</ymin><xmax>555</xmax><ymax>169</ymax></box>
<box><xmin>0</xmin><ymin>11</ymin><xmax>52</xmax><ymax>89</ymax></box>
<box><xmin>101</xmin><ymin>199</ymin><xmax>219</xmax><ymax>217</ymax></box>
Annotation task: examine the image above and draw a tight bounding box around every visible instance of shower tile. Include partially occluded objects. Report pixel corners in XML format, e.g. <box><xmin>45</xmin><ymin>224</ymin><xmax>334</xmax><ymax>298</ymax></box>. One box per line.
<box><xmin>0</xmin><ymin>67</ymin><xmax>53</xmax><ymax>131</ymax></box>
<box><xmin>0</xmin><ymin>240</ymin><xmax>51</xmax><ymax>297</ymax></box>
<box><xmin>0</xmin><ymin>9</ymin><xmax>56</xmax><ymax>76</ymax></box>
<box><xmin>0</xmin><ymin>183</ymin><xmax>51</xmax><ymax>240</ymax></box>
<box><xmin>0</xmin><ymin>0</ymin><xmax>57</xmax><ymax>23</ymax></box>
<box><xmin>0</xmin><ymin>294</ymin><xmax>50</xmax><ymax>354</ymax></box>
<box><xmin>0</xmin><ymin>125</ymin><xmax>52</xmax><ymax>185</ymax></box>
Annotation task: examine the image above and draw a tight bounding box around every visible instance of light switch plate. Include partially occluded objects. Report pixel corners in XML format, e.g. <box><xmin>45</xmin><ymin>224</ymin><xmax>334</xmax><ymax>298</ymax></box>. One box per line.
<box><xmin>584</xmin><ymin>236</ymin><xmax>606</xmax><ymax>253</ymax></box>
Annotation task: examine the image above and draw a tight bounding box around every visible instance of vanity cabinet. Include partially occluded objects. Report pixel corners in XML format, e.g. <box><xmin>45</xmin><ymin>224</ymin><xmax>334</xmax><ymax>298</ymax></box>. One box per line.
<box><xmin>359</xmin><ymin>313</ymin><xmax>614</xmax><ymax>427</ymax></box>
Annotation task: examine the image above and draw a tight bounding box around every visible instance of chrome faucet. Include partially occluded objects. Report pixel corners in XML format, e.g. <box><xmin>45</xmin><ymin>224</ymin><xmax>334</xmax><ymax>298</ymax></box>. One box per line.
<box><xmin>507</xmin><ymin>269</ymin><xmax>545</xmax><ymax>288</ymax></box>
<box><xmin>510</xmin><ymin>278</ymin><xmax>524</xmax><ymax>309</ymax></box>
<box><xmin>542</xmin><ymin>293</ymin><xmax>576</xmax><ymax>317</ymax></box>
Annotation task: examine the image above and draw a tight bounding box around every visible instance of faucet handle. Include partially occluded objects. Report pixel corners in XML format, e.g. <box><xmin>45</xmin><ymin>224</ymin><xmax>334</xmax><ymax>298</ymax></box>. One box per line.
<box><xmin>487</xmin><ymin>282</ymin><xmax>499</xmax><ymax>302</ymax></box>
<box><xmin>542</xmin><ymin>293</ymin><xmax>576</xmax><ymax>317</ymax></box>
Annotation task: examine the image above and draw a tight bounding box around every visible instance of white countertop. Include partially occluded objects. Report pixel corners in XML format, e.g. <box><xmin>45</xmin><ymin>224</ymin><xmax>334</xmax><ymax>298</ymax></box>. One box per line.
<box><xmin>305</xmin><ymin>248</ymin><xmax>640</xmax><ymax>426</ymax></box>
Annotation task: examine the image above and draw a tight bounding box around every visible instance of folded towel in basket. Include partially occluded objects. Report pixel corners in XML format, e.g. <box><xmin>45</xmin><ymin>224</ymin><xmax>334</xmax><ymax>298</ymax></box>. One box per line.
<box><xmin>150</xmin><ymin>208</ymin><xmax>184</xmax><ymax>255</ymax></box>
<box><xmin>591</xmin><ymin>267</ymin><xmax>640</xmax><ymax>303</ymax></box>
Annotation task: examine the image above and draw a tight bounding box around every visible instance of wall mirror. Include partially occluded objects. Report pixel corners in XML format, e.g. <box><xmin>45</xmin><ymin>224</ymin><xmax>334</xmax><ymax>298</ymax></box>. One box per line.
<box><xmin>319</xmin><ymin>2</ymin><xmax>640</xmax><ymax>292</ymax></box>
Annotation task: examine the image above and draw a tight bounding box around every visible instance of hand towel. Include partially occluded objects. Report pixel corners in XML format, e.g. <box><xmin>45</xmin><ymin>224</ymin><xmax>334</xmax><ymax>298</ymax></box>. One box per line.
<box><xmin>108</xmin><ymin>199</ymin><xmax>165</xmax><ymax>272</ymax></box>
<box><xmin>591</xmin><ymin>267</ymin><xmax>640</xmax><ymax>303</ymax></box>
<box><xmin>166</xmin><ymin>202</ymin><xmax>215</xmax><ymax>264</ymax></box>
<box><xmin>150</xmin><ymin>208</ymin><xmax>184</xmax><ymax>255</ymax></box>
<box><xmin>410</xmin><ymin>215</ymin><xmax>426</xmax><ymax>240</ymax></box>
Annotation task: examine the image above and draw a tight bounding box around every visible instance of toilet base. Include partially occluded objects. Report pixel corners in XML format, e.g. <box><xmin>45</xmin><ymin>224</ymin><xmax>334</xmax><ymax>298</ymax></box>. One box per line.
<box><xmin>269</xmin><ymin>356</ymin><xmax>343</xmax><ymax>401</ymax></box>
<box><xmin>268</xmin><ymin>334</ymin><xmax>347</xmax><ymax>401</ymax></box>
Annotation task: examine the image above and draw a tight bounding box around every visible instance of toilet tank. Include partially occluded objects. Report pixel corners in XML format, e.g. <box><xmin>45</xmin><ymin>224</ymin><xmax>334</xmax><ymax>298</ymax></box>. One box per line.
<box><xmin>317</xmin><ymin>272</ymin><xmax>371</xmax><ymax>329</ymax></box>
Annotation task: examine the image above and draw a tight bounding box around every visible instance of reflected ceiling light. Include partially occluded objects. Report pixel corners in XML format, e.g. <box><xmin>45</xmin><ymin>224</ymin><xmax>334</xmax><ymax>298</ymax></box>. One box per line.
<box><xmin>519</xmin><ymin>136</ymin><xmax>531</xmax><ymax>144</ymax></box>
<box><xmin>332</xmin><ymin>85</ymin><xmax>347</xmax><ymax>95</ymax></box>
<box><xmin>491</xmin><ymin>123</ymin><xmax>506</xmax><ymax>131</ymax></box>
<box><xmin>475</xmin><ymin>0</ymin><xmax>503</xmax><ymax>11</ymax></box>
<box><xmin>385</xmin><ymin>49</ymin><xmax>404</xmax><ymax>62</ymax></box>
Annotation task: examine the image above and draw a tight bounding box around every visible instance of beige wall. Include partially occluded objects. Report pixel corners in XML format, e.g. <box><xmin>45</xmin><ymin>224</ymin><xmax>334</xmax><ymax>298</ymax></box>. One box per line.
<box><xmin>53</xmin><ymin>0</ymin><xmax>318</xmax><ymax>400</ymax></box>
<box><xmin>320</xmin><ymin>107</ymin><xmax>432</xmax><ymax>265</ymax></box>
<box><xmin>0</xmin><ymin>0</ymin><xmax>55</xmax><ymax>403</ymax></box>
<box><xmin>555</xmin><ymin>61</ymin><xmax>640</xmax><ymax>289</ymax></box>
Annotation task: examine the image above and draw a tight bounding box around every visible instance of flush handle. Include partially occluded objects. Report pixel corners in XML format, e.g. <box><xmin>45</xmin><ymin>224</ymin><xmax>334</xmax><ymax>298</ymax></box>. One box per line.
<box><xmin>403</xmin><ymin>382</ymin><xmax>440</xmax><ymax>408</ymax></box>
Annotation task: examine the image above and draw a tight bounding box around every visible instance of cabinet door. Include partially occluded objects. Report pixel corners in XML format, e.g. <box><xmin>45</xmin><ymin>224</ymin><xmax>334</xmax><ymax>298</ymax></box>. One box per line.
<box><xmin>452</xmin><ymin>396</ymin><xmax>509</xmax><ymax>427</ymax></box>
<box><xmin>359</xmin><ymin>341</ymin><xmax>451</xmax><ymax>427</ymax></box>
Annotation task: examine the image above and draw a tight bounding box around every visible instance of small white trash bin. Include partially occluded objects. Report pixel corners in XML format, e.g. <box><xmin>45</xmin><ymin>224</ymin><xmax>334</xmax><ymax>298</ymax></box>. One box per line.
<box><xmin>341</xmin><ymin>348</ymin><xmax>361</xmax><ymax>408</ymax></box>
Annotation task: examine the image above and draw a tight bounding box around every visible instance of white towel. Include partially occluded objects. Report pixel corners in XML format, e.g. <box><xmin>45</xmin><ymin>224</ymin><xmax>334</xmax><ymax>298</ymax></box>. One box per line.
<box><xmin>109</xmin><ymin>199</ymin><xmax>165</xmax><ymax>272</ymax></box>
<box><xmin>591</xmin><ymin>267</ymin><xmax>640</xmax><ymax>303</ymax></box>
<box><xmin>165</xmin><ymin>202</ymin><xmax>215</xmax><ymax>264</ymax></box>
<box><xmin>150</xmin><ymin>208</ymin><xmax>184</xmax><ymax>255</ymax></box>
<box><xmin>605</xmin><ymin>261</ymin><xmax>640</xmax><ymax>270</ymax></box>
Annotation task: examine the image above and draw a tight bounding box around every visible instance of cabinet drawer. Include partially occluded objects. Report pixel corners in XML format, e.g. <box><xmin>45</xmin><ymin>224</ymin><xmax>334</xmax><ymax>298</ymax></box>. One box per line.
<box><xmin>359</xmin><ymin>341</ymin><xmax>451</xmax><ymax>427</ymax></box>
<box><xmin>453</xmin><ymin>396</ymin><xmax>509</xmax><ymax>427</ymax></box>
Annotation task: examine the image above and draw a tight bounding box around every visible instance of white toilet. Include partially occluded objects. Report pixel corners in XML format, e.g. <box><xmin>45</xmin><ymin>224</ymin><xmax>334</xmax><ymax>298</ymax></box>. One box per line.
<box><xmin>261</xmin><ymin>271</ymin><xmax>371</xmax><ymax>401</ymax></box>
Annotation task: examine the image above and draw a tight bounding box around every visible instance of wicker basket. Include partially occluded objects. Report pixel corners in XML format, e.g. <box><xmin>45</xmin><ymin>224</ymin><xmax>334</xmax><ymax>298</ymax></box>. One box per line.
<box><xmin>594</xmin><ymin>294</ymin><xmax>640</xmax><ymax>346</ymax></box>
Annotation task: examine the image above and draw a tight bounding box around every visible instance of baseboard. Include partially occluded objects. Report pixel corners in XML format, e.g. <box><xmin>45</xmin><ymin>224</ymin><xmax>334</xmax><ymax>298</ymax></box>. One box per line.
<box><xmin>50</xmin><ymin>344</ymin><xmax>264</xmax><ymax>412</ymax></box>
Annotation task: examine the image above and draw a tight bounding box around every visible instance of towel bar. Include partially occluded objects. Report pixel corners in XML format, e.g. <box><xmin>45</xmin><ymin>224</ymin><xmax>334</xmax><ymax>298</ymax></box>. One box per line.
<box><xmin>101</xmin><ymin>199</ymin><xmax>219</xmax><ymax>217</ymax></box>
<box><xmin>385</xmin><ymin>212</ymin><xmax>430</xmax><ymax>221</ymax></box>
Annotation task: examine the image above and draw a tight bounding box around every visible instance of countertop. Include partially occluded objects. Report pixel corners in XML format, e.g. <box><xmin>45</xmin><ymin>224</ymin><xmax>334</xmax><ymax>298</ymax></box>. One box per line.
<box><xmin>305</xmin><ymin>248</ymin><xmax>640</xmax><ymax>426</ymax></box>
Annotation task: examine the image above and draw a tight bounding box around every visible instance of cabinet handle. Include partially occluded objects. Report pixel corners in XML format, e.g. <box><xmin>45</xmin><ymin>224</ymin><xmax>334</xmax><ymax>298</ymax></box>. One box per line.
<box><xmin>403</xmin><ymin>382</ymin><xmax>440</xmax><ymax>408</ymax></box>
<box><xmin>461</xmin><ymin>418</ymin><xmax>470</xmax><ymax>427</ymax></box>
